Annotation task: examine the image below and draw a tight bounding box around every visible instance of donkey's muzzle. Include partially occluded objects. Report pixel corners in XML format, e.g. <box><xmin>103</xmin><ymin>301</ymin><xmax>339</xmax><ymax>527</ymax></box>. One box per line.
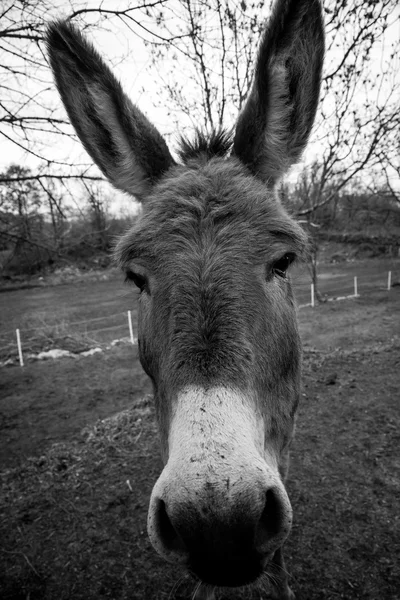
<box><xmin>147</xmin><ymin>386</ymin><xmax>293</xmax><ymax>586</ymax></box>
<box><xmin>148</xmin><ymin>483</ymin><xmax>292</xmax><ymax>587</ymax></box>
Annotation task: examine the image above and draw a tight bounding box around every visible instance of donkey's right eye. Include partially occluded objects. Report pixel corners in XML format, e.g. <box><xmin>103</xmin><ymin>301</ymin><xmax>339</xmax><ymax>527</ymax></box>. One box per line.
<box><xmin>126</xmin><ymin>271</ymin><xmax>147</xmax><ymax>292</ymax></box>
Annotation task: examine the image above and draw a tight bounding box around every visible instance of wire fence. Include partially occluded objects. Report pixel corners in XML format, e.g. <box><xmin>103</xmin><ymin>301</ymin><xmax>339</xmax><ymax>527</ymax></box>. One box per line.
<box><xmin>293</xmin><ymin>268</ymin><xmax>396</xmax><ymax>306</ymax></box>
<box><xmin>1</xmin><ymin>266</ymin><xmax>399</xmax><ymax>366</ymax></box>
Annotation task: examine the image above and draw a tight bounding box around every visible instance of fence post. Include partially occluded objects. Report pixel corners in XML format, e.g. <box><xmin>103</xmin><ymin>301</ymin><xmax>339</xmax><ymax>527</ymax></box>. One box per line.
<box><xmin>311</xmin><ymin>283</ymin><xmax>315</xmax><ymax>308</ymax></box>
<box><xmin>388</xmin><ymin>271</ymin><xmax>392</xmax><ymax>291</ymax></box>
<box><xmin>16</xmin><ymin>328</ymin><xmax>24</xmax><ymax>367</ymax></box>
<box><xmin>127</xmin><ymin>311</ymin><xmax>135</xmax><ymax>344</ymax></box>
<box><xmin>354</xmin><ymin>276</ymin><xmax>358</xmax><ymax>297</ymax></box>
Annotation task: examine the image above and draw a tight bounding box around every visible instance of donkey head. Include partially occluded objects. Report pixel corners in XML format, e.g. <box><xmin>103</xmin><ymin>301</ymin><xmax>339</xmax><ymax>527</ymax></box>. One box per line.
<box><xmin>47</xmin><ymin>0</ymin><xmax>324</xmax><ymax>594</ymax></box>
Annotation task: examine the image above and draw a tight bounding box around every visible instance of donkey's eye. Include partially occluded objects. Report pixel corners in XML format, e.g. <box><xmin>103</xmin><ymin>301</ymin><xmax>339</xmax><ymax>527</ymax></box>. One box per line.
<box><xmin>126</xmin><ymin>270</ymin><xmax>147</xmax><ymax>292</ymax></box>
<box><xmin>272</xmin><ymin>253</ymin><xmax>295</xmax><ymax>278</ymax></box>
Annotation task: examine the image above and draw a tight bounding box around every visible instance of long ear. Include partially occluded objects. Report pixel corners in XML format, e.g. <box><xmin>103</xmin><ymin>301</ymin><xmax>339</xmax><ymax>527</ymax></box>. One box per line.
<box><xmin>233</xmin><ymin>0</ymin><xmax>324</xmax><ymax>186</ymax></box>
<box><xmin>46</xmin><ymin>20</ymin><xmax>175</xmax><ymax>200</ymax></box>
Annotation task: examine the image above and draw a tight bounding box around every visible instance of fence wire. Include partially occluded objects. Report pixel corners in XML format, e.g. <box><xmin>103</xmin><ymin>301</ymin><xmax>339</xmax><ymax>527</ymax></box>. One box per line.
<box><xmin>0</xmin><ymin>267</ymin><xmax>398</xmax><ymax>358</ymax></box>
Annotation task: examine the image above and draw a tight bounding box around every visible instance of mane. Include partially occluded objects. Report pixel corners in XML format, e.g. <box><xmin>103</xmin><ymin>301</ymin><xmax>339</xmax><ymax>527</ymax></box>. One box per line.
<box><xmin>177</xmin><ymin>128</ymin><xmax>233</xmax><ymax>163</ymax></box>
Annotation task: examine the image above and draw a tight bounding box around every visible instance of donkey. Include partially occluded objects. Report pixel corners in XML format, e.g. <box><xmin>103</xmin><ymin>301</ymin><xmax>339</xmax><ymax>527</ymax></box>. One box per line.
<box><xmin>47</xmin><ymin>0</ymin><xmax>324</xmax><ymax>597</ymax></box>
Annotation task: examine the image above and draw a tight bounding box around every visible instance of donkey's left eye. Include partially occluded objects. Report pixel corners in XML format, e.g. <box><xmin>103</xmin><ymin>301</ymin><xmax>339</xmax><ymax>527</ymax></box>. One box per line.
<box><xmin>272</xmin><ymin>253</ymin><xmax>295</xmax><ymax>277</ymax></box>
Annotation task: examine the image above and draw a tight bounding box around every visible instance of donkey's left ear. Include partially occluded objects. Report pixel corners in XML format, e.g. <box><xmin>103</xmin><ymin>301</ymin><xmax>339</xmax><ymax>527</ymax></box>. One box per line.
<box><xmin>233</xmin><ymin>0</ymin><xmax>324</xmax><ymax>186</ymax></box>
<box><xmin>46</xmin><ymin>20</ymin><xmax>175</xmax><ymax>200</ymax></box>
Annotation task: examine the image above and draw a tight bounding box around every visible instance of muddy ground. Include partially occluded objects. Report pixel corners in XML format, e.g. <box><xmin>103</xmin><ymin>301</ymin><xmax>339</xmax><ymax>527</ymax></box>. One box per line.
<box><xmin>0</xmin><ymin>289</ymin><xmax>399</xmax><ymax>599</ymax></box>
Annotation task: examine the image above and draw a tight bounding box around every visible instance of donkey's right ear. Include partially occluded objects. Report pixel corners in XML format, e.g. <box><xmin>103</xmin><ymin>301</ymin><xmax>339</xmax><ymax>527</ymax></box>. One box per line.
<box><xmin>46</xmin><ymin>20</ymin><xmax>175</xmax><ymax>200</ymax></box>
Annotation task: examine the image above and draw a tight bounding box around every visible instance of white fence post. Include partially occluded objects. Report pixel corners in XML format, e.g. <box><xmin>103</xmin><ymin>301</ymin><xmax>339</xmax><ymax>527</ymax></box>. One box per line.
<box><xmin>311</xmin><ymin>283</ymin><xmax>315</xmax><ymax>308</ymax></box>
<box><xmin>16</xmin><ymin>328</ymin><xmax>24</xmax><ymax>367</ymax></box>
<box><xmin>388</xmin><ymin>271</ymin><xmax>392</xmax><ymax>291</ymax></box>
<box><xmin>354</xmin><ymin>276</ymin><xmax>358</xmax><ymax>297</ymax></box>
<box><xmin>127</xmin><ymin>310</ymin><xmax>134</xmax><ymax>344</ymax></box>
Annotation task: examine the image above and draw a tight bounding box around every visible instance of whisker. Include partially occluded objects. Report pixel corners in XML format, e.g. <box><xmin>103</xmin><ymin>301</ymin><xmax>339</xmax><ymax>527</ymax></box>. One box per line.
<box><xmin>269</xmin><ymin>559</ymin><xmax>298</xmax><ymax>586</ymax></box>
<box><xmin>259</xmin><ymin>570</ymin><xmax>279</xmax><ymax>595</ymax></box>
<box><xmin>194</xmin><ymin>582</ymin><xmax>216</xmax><ymax>600</ymax></box>
<box><xmin>191</xmin><ymin>580</ymin><xmax>202</xmax><ymax>600</ymax></box>
<box><xmin>270</xmin><ymin>561</ymin><xmax>290</xmax><ymax>578</ymax></box>
<box><xmin>168</xmin><ymin>573</ymin><xmax>189</xmax><ymax>600</ymax></box>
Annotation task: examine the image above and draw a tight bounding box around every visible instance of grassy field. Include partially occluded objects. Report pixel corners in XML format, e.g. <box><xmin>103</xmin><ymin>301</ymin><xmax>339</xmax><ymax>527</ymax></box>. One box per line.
<box><xmin>0</xmin><ymin>266</ymin><xmax>399</xmax><ymax>599</ymax></box>
<box><xmin>0</xmin><ymin>257</ymin><xmax>399</xmax><ymax>359</ymax></box>
<box><xmin>0</xmin><ymin>271</ymin><xmax>134</xmax><ymax>356</ymax></box>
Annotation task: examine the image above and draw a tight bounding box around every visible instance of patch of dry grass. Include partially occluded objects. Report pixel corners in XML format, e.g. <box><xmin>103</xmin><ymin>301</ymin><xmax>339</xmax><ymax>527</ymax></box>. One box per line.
<box><xmin>1</xmin><ymin>289</ymin><xmax>399</xmax><ymax>599</ymax></box>
<box><xmin>1</xmin><ymin>341</ymin><xmax>399</xmax><ymax>599</ymax></box>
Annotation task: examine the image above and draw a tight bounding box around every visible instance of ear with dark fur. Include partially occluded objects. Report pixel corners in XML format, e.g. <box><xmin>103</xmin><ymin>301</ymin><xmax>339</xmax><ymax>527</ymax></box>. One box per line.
<box><xmin>233</xmin><ymin>0</ymin><xmax>324</xmax><ymax>186</ymax></box>
<box><xmin>46</xmin><ymin>20</ymin><xmax>174</xmax><ymax>200</ymax></box>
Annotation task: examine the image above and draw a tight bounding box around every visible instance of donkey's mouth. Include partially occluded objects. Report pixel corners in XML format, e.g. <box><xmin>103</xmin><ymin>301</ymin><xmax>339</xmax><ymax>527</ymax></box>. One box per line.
<box><xmin>189</xmin><ymin>551</ymin><xmax>265</xmax><ymax>588</ymax></box>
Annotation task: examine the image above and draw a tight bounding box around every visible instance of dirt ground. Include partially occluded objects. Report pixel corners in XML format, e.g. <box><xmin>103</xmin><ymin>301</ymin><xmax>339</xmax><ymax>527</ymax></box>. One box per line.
<box><xmin>0</xmin><ymin>344</ymin><xmax>151</xmax><ymax>468</ymax></box>
<box><xmin>0</xmin><ymin>289</ymin><xmax>399</xmax><ymax>599</ymax></box>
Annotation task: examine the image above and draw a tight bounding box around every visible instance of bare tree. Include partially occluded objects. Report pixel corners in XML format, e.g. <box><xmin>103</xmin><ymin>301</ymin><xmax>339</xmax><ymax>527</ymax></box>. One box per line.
<box><xmin>1</xmin><ymin>0</ymin><xmax>399</xmax><ymax>282</ymax></box>
<box><xmin>378</xmin><ymin>118</ymin><xmax>400</xmax><ymax>206</ymax></box>
<box><xmin>0</xmin><ymin>0</ymin><xmax>175</xmax><ymax>273</ymax></box>
<box><xmin>0</xmin><ymin>0</ymin><xmax>177</xmax><ymax>185</ymax></box>
<box><xmin>140</xmin><ymin>0</ymin><xmax>266</xmax><ymax>135</ymax></box>
<box><xmin>0</xmin><ymin>164</ymin><xmax>50</xmax><ymax>272</ymax></box>
<box><xmin>2</xmin><ymin>0</ymin><xmax>398</xmax><ymax>188</ymax></box>
<box><xmin>82</xmin><ymin>182</ymin><xmax>110</xmax><ymax>252</ymax></box>
<box><xmin>296</xmin><ymin>0</ymin><xmax>400</xmax><ymax>216</ymax></box>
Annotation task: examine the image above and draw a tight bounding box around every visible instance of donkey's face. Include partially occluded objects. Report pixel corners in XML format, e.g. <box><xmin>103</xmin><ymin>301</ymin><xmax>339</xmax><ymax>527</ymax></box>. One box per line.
<box><xmin>118</xmin><ymin>157</ymin><xmax>307</xmax><ymax>587</ymax></box>
<box><xmin>47</xmin><ymin>0</ymin><xmax>324</xmax><ymax>594</ymax></box>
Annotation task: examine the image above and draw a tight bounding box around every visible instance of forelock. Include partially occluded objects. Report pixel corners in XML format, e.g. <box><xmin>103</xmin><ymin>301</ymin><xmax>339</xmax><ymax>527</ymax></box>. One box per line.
<box><xmin>115</xmin><ymin>157</ymin><xmax>308</xmax><ymax>271</ymax></box>
<box><xmin>177</xmin><ymin>128</ymin><xmax>233</xmax><ymax>163</ymax></box>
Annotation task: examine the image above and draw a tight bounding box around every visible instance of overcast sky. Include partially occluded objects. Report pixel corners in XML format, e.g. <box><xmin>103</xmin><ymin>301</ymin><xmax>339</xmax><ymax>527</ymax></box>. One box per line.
<box><xmin>1</xmin><ymin>0</ymin><xmax>399</xmax><ymax>198</ymax></box>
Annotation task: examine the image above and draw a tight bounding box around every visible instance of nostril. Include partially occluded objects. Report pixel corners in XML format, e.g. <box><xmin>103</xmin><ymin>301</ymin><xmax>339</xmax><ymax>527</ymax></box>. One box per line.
<box><xmin>255</xmin><ymin>488</ymin><xmax>285</xmax><ymax>549</ymax></box>
<box><xmin>156</xmin><ymin>499</ymin><xmax>187</xmax><ymax>555</ymax></box>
